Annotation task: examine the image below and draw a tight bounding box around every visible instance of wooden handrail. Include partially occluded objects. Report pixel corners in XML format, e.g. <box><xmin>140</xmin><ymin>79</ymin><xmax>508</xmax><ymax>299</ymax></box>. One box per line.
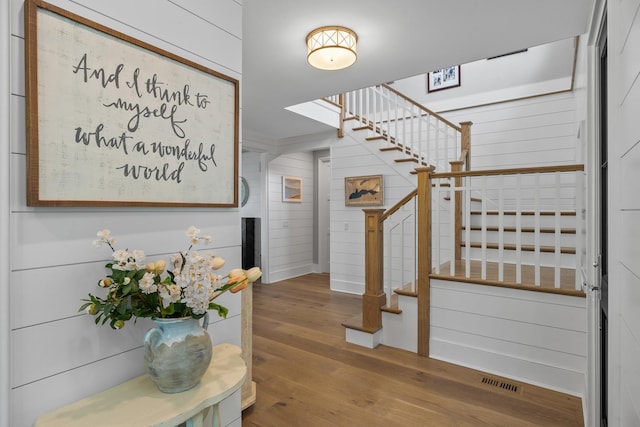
<box><xmin>381</xmin><ymin>84</ymin><xmax>461</xmax><ymax>132</ymax></box>
<box><xmin>380</xmin><ymin>189</ymin><xmax>417</xmax><ymax>222</ymax></box>
<box><xmin>432</xmin><ymin>164</ymin><xmax>584</xmax><ymax>179</ymax></box>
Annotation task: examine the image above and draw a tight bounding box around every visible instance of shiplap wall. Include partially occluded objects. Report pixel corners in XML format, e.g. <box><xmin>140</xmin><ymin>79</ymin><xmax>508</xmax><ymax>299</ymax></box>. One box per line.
<box><xmin>7</xmin><ymin>1</ymin><xmax>243</xmax><ymax>426</ymax></box>
<box><xmin>266</xmin><ymin>151</ymin><xmax>315</xmax><ymax>282</ymax></box>
<box><xmin>429</xmin><ymin>280</ymin><xmax>586</xmax><ymax>396</ymax></box>
<box><xmin>609</xmin><ymin>0</ymin><xmax>640</xmax><ymax>424</ymax></box>
<box><xmin>330</xmin><ymin>132</ymin><xmax>417</xmax><ymax>294</ymax></box>
<box><xmin>441</xmin><ymin>92</ymin><xmax>579</xmax><ymax>169</ymax></box>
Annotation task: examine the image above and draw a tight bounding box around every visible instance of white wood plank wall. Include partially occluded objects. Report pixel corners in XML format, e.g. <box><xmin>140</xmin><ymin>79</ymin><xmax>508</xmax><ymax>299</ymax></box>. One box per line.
<box><xmin>6</xmin><ymin>1</ymin><xmax>243</xmax><ymax>425</ymax></box>
<box><xmin>429</xmin><ymin>279</ymin><xmax>587</xmax><ymax>396</ymax></box>
<box><xmin>442</xmin><ymin>92</ymin><xmax>579</xmax><ymax>169</ymax></box>
<box><xmin>266</xmin><ymin>151</ymin><xmax>315</xmax><ymax>282</ymax></box>
<box><xmin>610</xmin><ymin>0</ymin><xmax>640</xmax><ymax>424</ymax></box>
<box><xmin>330</xmin><ymin>132</ymin><xmax>416</xmax><ymax>294</ymax></box>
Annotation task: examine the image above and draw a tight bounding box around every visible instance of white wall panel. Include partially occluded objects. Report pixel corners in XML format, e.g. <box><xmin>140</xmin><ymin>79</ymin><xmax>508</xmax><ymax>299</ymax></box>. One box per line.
<box><xmin>611</xmin><ymin>0</ymin><xmax>640</xmax><ymax>423</ymax></box>
<box><xmin>11</xmin><ymin>315</ymin><xmax>152</xmax><ymax>387</ymax></box>
<box><xmin>431</xmin><ymin>326</ymin><xmax>586</xmax><ymax>372</ymax></box>
<box><xmin>169</xmin><ymin>0</ymin><xmax>242</xmax><ymax>38</ymax></box>
<box><xmin>10</xmin><ymin>36</ymin><xmax>23</xmax><ymax>95</ymax></box>
<box><xmin>620</xmin><ymin>322</ymin><xmax>640</xmax><ymax>425</ymax></box>
<box><xmin>431</xmin><ymin>286</ymin><xmax>586</xmax><ymax>332</ymax></box>
<box><xmin>431</xmin><ymin>306</ymin><xmax>585</xmax><ymax>355</ymax></box>
<box><xmin>9</xmin><ymin>96</ymin><xmax>24</xmax><ymax>155</ymax></box>
<box><xmin>7</xmin><ymin>1</ymin><xmax>244</xmax><ymax>425</ymax></box>
<box><xmin>266</xmin><ymin>151</ymin><xmax>314</xmax><ymax>283</ymax></box>
<box><xmin>10</xmin><ymin>0</ymin><xmax>24</xmax><ymax>35</ymax></box>
<box><xmin>429</xmin><ymin>279</ymin><xmax>586</xmax><ymax>396</ymax></box>
<box><xmin>33</xmin><ymin>0</ymin><xmax>241</xmax><ymax>76</ymax></box>
<box><xmin>431</xmin><ymin>338</ymin><xmax>585</xmax><ymax>396</ymax></box>
<box><xmin>11</xmin><ymin>347</ymin><xmax>146</xmax><ymax>427</ymax></box>
<box><xmin>442</xmin><ymin>93</ymin><xmax>578</xmax><ymax>169</ymax></box>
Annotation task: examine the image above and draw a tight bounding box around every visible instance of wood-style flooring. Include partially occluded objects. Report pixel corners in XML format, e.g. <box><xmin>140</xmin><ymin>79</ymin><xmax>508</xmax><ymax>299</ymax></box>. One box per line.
<box><xmin>242</xmin><ymin>273</ymin><xmax>584</xmax><ymax>427</ymax></box>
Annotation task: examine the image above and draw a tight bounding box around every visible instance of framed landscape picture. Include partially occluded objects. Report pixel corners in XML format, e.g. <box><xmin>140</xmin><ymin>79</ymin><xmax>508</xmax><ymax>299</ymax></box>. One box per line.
<box><xmin>345</xmin><ymin>175</ymin><xmax>383</xmax><ymax>206</ymax></box>
<box><xmin>282</xmin><ymin>176</ymin><xmax>302</xmax><ymax>202</ymax></box>
<box><xmin>427</xmin><ymin>65</ymin><xmax>461</xmax><ymax>92</ymax></box>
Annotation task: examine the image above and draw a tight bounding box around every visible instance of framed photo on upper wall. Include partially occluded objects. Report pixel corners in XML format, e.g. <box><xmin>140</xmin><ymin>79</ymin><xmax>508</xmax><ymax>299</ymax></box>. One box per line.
<box><xmin>24</xmin><ymin>0</ymin><xmax>239</xmax><ymax>207</ymax></box>
<box><xmin>427</xmin><ymin>65</ymin><xmax>461</xmax><ymax>92</ymax></box>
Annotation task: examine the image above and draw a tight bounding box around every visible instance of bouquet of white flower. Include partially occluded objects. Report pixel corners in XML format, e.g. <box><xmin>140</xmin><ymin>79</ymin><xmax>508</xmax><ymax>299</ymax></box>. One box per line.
<box><xmin>80</xmin><ymin>226</ymin><xmax>261</xmax><ymax>329</ymax></box>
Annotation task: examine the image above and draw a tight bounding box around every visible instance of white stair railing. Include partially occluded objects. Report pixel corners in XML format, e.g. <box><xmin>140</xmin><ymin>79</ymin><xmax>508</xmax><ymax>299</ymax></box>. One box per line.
<box><xmin>340</xmin><ymin>84</ymin><xmax>466</xmax><ymax>173</ymax></box>
<box><xmin>384</xmin><ymin>200</ymin><xmax>417</xmax><ymax>303</ymax></box>
<box><xmin>430</xmin><ymin>165</ymin><xmax>585</xmax><ymax>291</ymax></box>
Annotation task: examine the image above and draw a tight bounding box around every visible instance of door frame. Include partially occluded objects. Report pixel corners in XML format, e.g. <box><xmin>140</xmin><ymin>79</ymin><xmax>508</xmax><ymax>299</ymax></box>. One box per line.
<box><xmin>585</xmin><ymin>2</ymin><xmax>607</xmax><ymax>426</ymax></box>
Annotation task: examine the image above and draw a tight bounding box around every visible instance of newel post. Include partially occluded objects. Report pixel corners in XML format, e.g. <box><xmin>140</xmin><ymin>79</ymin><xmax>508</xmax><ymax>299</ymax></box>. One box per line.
<box><xmin>416</xmin><ymin>166</ymin><xmax>434</xmax><ymax>357</ymax></box>
<box><xmin>362</xmin><ymin>209</ymin><xmax>386</xmax><ymax>332</ymax></box>
<box><xmin>460</xmin><ymin>121</ymin><xmax>473</xmax><ymax>171</ymax></box>
<box><xmin>449</xmin><ymin>160</ymin><xmax>463</xmax><ymax>261</ymax></box>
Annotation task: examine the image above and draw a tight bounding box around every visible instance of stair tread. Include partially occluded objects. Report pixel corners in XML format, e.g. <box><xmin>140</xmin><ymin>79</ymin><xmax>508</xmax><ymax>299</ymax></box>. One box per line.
<box><xmin>433</xmin><ymin>260</ymin><xmax>583</xmax><ymax>296</ymax></box>
<box><xmin>381</xmin><ymin>306</ymin><xmax>402</xmax><ymax>314</ymax></box>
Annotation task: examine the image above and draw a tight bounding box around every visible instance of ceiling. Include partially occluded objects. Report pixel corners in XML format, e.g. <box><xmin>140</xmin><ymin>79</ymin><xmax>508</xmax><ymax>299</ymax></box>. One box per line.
<box><xmin>242</xmin><ymin>0</ymin><xmax>595</xmax><ymax>143</ymax></box>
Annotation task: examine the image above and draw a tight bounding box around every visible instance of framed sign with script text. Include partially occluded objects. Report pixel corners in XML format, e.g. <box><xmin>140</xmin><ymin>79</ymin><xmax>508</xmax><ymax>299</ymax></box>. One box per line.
<box><xmin>24</xmin><ymin>0</ymin><xmax>239</xmax><ymax>207</ymax></box>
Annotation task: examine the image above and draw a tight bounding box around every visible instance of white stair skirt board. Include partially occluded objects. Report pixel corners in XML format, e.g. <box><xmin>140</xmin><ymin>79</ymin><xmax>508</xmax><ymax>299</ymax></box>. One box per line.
<box><xmin>345</xmin><ymin>327</ymin><xmax>382</xmax><ymax>349</ymax></box>
<box><xmin>381</xmin><ymin>295</ymin><xmax>418</xmax><ymax>353</ymax></box>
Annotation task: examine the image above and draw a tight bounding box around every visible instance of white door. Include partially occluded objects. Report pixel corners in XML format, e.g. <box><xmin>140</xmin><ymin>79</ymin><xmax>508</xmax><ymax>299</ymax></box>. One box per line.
<box><xmin>318</xmin><ymin>157</ymin><xmax>330</xmax><ymax>273</ymax></box>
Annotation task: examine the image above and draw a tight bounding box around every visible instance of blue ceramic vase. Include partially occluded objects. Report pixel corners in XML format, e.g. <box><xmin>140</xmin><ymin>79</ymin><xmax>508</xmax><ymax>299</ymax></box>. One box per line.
<box><xmin>143</xmin><ymin>313</ymin><xmax>212</xmax><ymax>393</ymax></box>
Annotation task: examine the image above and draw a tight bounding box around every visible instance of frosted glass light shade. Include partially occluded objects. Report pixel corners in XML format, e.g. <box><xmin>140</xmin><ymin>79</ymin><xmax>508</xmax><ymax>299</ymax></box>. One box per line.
<box><xmin>306</xmin><ymin>26</ymin><xmax>357</xmax><ymax>70</ymax></box>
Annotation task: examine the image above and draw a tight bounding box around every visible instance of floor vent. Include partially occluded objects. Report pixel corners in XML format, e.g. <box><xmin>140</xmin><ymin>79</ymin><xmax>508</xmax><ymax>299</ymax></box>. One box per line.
<box><xmin>481</xmin><ymin>376</ymin><xmax>520</xmax><ymax>393</ymax></box>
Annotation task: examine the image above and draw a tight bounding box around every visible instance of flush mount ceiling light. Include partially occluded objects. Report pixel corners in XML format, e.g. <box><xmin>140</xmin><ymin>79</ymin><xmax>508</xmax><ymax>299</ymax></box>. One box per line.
<box><xmin>306</xmin><ymin>26</ymin><xmax>357</xmax><ymax>70</ymax></box>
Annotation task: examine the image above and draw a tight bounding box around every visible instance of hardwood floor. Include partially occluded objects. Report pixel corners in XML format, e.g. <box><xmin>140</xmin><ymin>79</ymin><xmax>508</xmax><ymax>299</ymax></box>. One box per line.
<box><xmin>241</xmin><ymin>273</ymin><xmax>584</xmax><ymax>427</ymax></box>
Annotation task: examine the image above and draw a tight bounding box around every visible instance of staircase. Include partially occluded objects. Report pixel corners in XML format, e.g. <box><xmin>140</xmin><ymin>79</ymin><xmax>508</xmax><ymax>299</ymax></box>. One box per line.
<box><xmin>335</xmin><ymin>84</ymin><xmax>587</xmax><ymax>397</ymax></box>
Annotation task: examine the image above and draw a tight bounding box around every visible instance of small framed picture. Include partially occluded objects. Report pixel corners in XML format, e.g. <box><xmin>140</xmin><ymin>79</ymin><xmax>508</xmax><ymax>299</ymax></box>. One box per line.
<box><xmin>345</xmin><ymin>175</ymin><xmax>383</xmax><ymax>206</ymax></box>
<box><xmin>427</xmin><ymin>65</ymin><xmax>461</xmax><ymax>92</ymax></box>
<box><xmin>282</xmin><ymin>176</ymin><xmax>302</xmax><ymax>202</ymax></box>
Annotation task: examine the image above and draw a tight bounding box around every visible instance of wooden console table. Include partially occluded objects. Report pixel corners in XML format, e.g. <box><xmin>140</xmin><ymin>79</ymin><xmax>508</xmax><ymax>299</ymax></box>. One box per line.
<box><xmin>35</xmin><ymin>343</ymin><xmax>246</xmax><ymax>427</ymax></box>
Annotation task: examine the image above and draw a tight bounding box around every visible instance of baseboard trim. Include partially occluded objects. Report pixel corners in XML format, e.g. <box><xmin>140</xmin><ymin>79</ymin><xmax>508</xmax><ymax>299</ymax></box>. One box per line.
<box><xmin>330</xmin><ymin>278</ymin><xmax>364</xmax><ymax>295</ymax></box>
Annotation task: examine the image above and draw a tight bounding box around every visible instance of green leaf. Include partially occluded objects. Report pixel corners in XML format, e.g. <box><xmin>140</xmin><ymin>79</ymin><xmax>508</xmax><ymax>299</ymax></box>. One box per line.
<box><xmin>209</xmin><ymin>302</ymin><xmax>229</xmax><ymax>319</ymax></box>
